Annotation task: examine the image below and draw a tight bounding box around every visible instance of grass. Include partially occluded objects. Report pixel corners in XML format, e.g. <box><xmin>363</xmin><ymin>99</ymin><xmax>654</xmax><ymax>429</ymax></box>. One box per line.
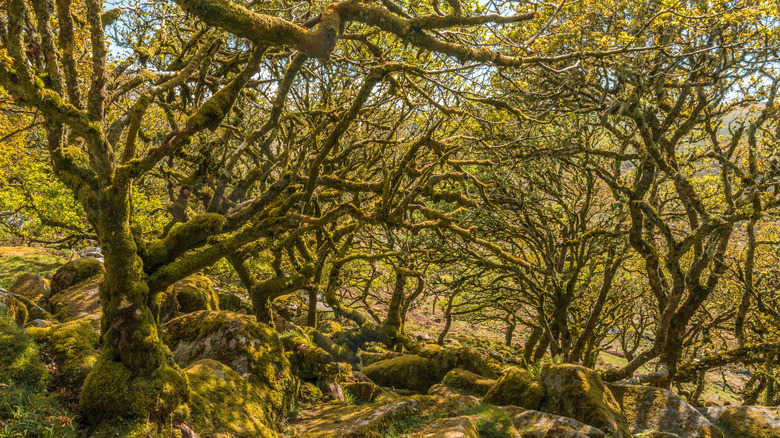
<box><xmin>0</xmin><ymin>247</ymin><xmax>63</xmax><ymax>288</ymax></box>
<box><xmin>0</xmin><ymin>383</ymin><xmax>80</xmax><ymax>438</ymax></box>
<box><xmin>384</xmin><ymin>414</ymin><xmax>428</xmax><ymax>438</ymax></box>
<box><xmin>461</xmin><ymin>404</ymin><xmax>513</xmax><ymax>438</ymax></box>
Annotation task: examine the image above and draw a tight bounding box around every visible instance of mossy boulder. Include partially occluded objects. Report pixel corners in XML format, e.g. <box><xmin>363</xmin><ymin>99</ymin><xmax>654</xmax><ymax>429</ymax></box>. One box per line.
<box><xmin>318</xmin><ymin>319</ymin><xmax>343</xmax><ymax>336</ymax></box>
<box><xmin>716</xmin><ymin>406</ymin><xmax>780</xmax><ymax>438</ymax></box>
<box><xmin>185</xmin><ymin>359</ymin><xmax>278</xmax><ymax>438</ymax></box>
<box><xmin>162</xmin><ymin>310</ymin><xmax>297</xmax><ymax>418</ymax></box>
<box><xmin>503</xmin><ymin>406</ymin><xmax>605</xmax><ymax>437</ymax></box>
<box><xmin>79</xmin><ymin>352</ymin><xmax>189</xmax><ymax>424</ymax></box>
<box><xmin>159</xmin><ymin>275</ymin><xmax>220</xmax><ymax>323</ymax></box>
<box><xmin>540</xmin><ymin>363</ymin><xmax>630</xmax><ymax>438</ymax></box>
<box><xmin>0</xmin><ymin>313</ymin><xmax>48</xmax><ymax>390</ymax></box>
<box><xmin>27</xmin><ymin>319</ymin><xmax>99</xmax><ymax>403</ymax></box>
<box><xmin>442</xmin><ymin>368</ymin><xmax>496</xmax><ymax>397</ymax></box>
<box><xmin>49</xmin><ymin>257</ymin><xmax>104</xmax><ymax>295</ymax></box>
<box><xmin>0</xmin><ymin>290</ymin><xmax>28</xmax><ymax>325</ymax></box>
<box><xmin>607</xmin><ymin>383</ymin><xmax>723</xmax><ymax>438</ymax></box>
<box><xmin>47</xmin><ymin>275</ymin><xmax>102</xmax><ymax>327</ymax></box>
<box><xmin>217</xmin><ymin>290</ymin><xmax>243</xmax><ymax>311</ymax></box>
<box><xmin>358</xmin><ymin>348</ymin><xmax>404</xmax><ymax>366</ymax></box>
<box><xmin>300</xmin><ymin>381</ymin><xmax>324</xmax><ymax>403</ymax></box>
<box><xmin>483</xmin><ymin>367</ymin><xmax>545</xmax><ymax>409</ymax></box>
<box><xmin>343</xmin><ymin>381</ymin><xmax>382</xmax><ymax>402</ymax></box>
<box><xmin>435</xmin><ymin>347</ymin><xmax>498</xmax><ymax>380</ymax></box>
<box><xmin>363</xmin><ymin>354</ymin><xmax>439</xmax><ymax>392</ymax></box>
<box><xmin>9</xmin><ymin>272</ymin><xmax>48</xmax><ymax>303</ymax></box>
<box><xmin>296</xmin><ymin>398</ymin><xmax>420</xmax><ymax>438</ymax></box>
<box><xmin>409</xmin><ymin>416</ymin><xmax>480</xmax><ymax>438</ymax></box>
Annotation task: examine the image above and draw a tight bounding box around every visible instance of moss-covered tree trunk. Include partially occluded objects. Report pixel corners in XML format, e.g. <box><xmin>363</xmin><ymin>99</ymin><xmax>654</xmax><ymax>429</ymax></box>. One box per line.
<box><xmin>80</xmin><ymin>188</ymin><xmax>187</xmax><ymax>423</ymax></box>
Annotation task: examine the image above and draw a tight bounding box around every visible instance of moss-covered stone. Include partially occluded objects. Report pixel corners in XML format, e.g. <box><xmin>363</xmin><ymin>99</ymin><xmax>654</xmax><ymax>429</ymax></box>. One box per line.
<box><xmin>162</xmin><ymin>310</ymin><xmax>297</xmax><ymax>419</ymax></box>
<box><xmin>79</xmin><ymin>352</ymin><xmax>189</xmax><ymax>424</ymax></box>
<box><xmin>483</xmin><ymin>367</ymin><xmax>544</xmax><ymax>409</ymax></box>
<box><xmin>434</xmin><ymin>347</ymin><xmax>499</xmax><ymax>380</ymax></box>
<box><xmin>363</xmin><ymin>354</ymin><xmax>439</xmax><ymax>393</ymax></box>
<box><xmin>49</xmin><ymin>257</ymin><xmax>104</xmax><ymax>295</ymax></box>
<box><xmin>185</xmin><ymin>359</ymin><xmax>278</xmax><ymax>437</ymax></box>
<box><xmin>343</xmin><ymin>381</ymin><xmax>382</xmax><ymax>402</ymax></box>
<box><xmin>159</xmin><ymin>275</ymin><xmax>220</xmax><ymax>323</ymax></box>
<box><xmin>442</xmin><ymin>368</ymin><xmax>496</xmax><ymax>397</ymax></box>
<box><xmin>295</xmin><ymin>398</ymin><xmax>420</xmax><ymax>437</ymax></box>
<box><xmin>217</xmin><ymin>290</ymin><xmax>242</xmax><ymax>311</ymax></box>
<box><xmin>409</xmin><ymin>416</ymin><xmax>480</xmax><ymax>438</ymax></box>
<box><xmin>90</xmin><ymin>417</ymin><xmax>182</xmax><ymax>438</ymax></box>
<box><xmin>540</xmin><ymin>363</ymin><xmax>630</xmax><ymax>438</ymax></box>
<box><xmin>606</xmin><ymin>383</ymin><xmax>723</xmax><ymax>438</ymax></box>
<box><xmin>0</xmin><ymin>290</ymin><xmax>28</xmax><ymax>325</ymax></box>
<box><xmin>300</xmin><ymin>381</ymin><xmax>324</xmax><ymax>403</ymax></box>
<box><xmin>0</xmin><ymin>313</ymin><xmax>48</xmax><ymax>390</ymax></box>
<box><xmin>318</xmin><ymin>319</ymin><xmax>343</xmax><ymax>336</ymax></box>
<box><xmin>27</xmin><ymin>319</ymin><xmax>99</xmax><ymax>403</ymax></box>
<box><xmin>503</xmin><ymin>406</ymin><xmax>605</xmax><ymax>438</ymax></box>
<box><xmin>9</xmin><ymin>272</ymin><xmax>48</xmax><ymax>303</ymax></box>
<box><xmin>717</xmin><ymin>406</ymin><xmax>780</xmax><ymax>438</ymax></box>
<box><xmin>47</xmin><ymin>275</ymin><xmax>102</xmax><ymax>327</ymax></box>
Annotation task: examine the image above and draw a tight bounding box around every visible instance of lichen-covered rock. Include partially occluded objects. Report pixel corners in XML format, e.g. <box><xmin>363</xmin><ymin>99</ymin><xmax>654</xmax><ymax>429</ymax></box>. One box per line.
<box><xmin>714</xmin><ymin>406</ymin><xmax>780</xmax><ymax>438</ymax></box>
<box><xmin>343</xmin><ymin>381</ymin><xmax>382</xmax><ymax>402</ymax></box>
<box><xmin>435</xmin><ymin>347</ymin><xmax>498</xmax><ymax>380</ymax></box>
<box><xmin>217</xmin><ymin>290</ymin><xmax>242</xmax><ymax>311</ymax></box>
<box><xmin>47</xmin><ymin>275</ymin><xmax>102</xmax><ymax>327</ymax></box>
<box><xmin>428</xmin><ymin>384</ymin><xmax>480</xmax><ymax>412</ymax></box>
<box><xmin>297</xmin><ymin>398</ymin><xmax>420</xmax><ymax>437</ymax></box>
<box><xmin>540</xmin><ymin>363</ymin><xmax>630</xmax><ymax>438</ymax></box>
<box><xmin>442</xmin><ymin>368</ymin><xmax>496</xmax><ymax>397</ymax></box>
<box><xmin>363</xmin><ymin>354</ymin><xmax>439</xmax><ymax>392</ymax></box>
<box><xmin>0</xmin><ymin>313</ymin><xmax>48</xmax><ymax>390</ymax></box>
<box><xmin>9</xmin><ymin>272</ymin><xmax>48</xmax><ymax>303</ymax></box>
<box><xmin>409</xmin><ymin>416</ymin><xmax>480</xmax><ymax>438</ymax></box>
<box><xmin>185</xmin><ymin>359</ymin><xmax>278</xmax><ymax>438</ymax></box>
<box><xmin>49</xmin><ymin>257</ymin><xmax>104</xmax><ymax>295</ymax></box>
<box><xmin>159</xmin><ymin>275</ymin><xmax>220</xmax><ymax>323</ymax></box>
<box><xmin>503</xmin><ymin>406</ymin><xmax>605</xmax><ymax>438</ymax></box>
<box><xmin>162</xmin><ymin>310</ymin><xmax>297</xmax><ymax>418</ymax></box>
<box><xmin>483</xmin><ymin>367</ymin><xmax>544</xmax><ymax>409</ymax></box>
<box><xmin>27</xmin><ymin>319</ymin><xmax>99</xmax><ymax>403</ymax></box>
<box><xmin>363</xmin><ymin>347</ymin><xmax>497</xmax><ymax>394</ymax></box>
<box><xmin>607</xmin><ymin>383</ymin><xmax>723</xmax><ymax>438</ymax></box>
<box><xmin>358</xmin><ymin>348</ymin><xmax>404</xmax><ymax>366</ymax></box>
<box><xmin>0</xmin><ymin>290</ymin><xmax>28</xmax><ymax>325</ymax></box>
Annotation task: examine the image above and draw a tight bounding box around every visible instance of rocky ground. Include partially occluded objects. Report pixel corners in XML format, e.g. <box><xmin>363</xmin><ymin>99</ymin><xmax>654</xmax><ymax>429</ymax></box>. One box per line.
<box><xmin>1</xmin><ymin>246</ymin><xmax>779</xmax><ymax>438</ymax></box>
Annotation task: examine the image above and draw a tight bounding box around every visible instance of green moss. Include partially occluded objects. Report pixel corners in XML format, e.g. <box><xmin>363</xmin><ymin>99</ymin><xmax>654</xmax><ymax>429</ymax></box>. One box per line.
<box><xmin>343</xmin><ymin>381</ymin><xmax>382</xmax><ymax>403</ymax></box>
<box><xmin>80</xmin><ymin>352</ymin><xmax>189</xmax><ymax>424</ymax></box>
<box><xmin>434</xmin><ymin>347</ymin><xmax>498</xmax><ymax>380</ymax></box>
<box><xmin>718</xmin><ymin>407</ymin><xmax>780</xmax><ymax>438</ymax></box>
<box><xmin>185</xmin><ymin>359</ymin><xmax>278</xmax><ymax>437</ymax></box>
<box><xmin>90</xmin><ymin>417</ymin><xmax>182</xmax><ymax>438</ymax></box>
<box><xmin>299</xmin><ymin>381</ymin><xmax>324</xmax><ymax>403</ymax></box>
<box><xmin>442</xmin><ymin>368</ymin><xmax>496</xmax><ymax>397</ymax></box>
<box><xmin>362</xmin><ymin>354</ymin><xmax>438</xmax><ymax>393</ymax></box>
<box><xmin>27</xmin><ymin>319</ymin><xmax>99</xmax><ymax>400</ymax></box>
<box><xmin>159</xmin><ymin>275</ymin><xmax>220</xmax><ymax>322</ymax></box>
<box><xmin>0</xmin><ymin>313</ymin><xmax>48</xmax><ymax>391</ymax></box>
<box><xmin>0</xmin><ymin>291</ymin><xmax>28</xmax><ymax>325</ymax></box>
<box><xmin>50</xmin><ymin>257</ymin><xmax>105</xmax><ymax>295</ymax></box>
<box><xmin>162</xmin><ymin>311</ymin><xmax>297</xmax><ymax>419</ymax></box>
<box><xmin>483</xmin><ymin>367</ymin><xmax>544</xmax><ymax>409</ymax></box>
<box><xmin>541</xmin><ymin>363</ymin><xmax>630</xmax><ymax>437</ymax></box>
